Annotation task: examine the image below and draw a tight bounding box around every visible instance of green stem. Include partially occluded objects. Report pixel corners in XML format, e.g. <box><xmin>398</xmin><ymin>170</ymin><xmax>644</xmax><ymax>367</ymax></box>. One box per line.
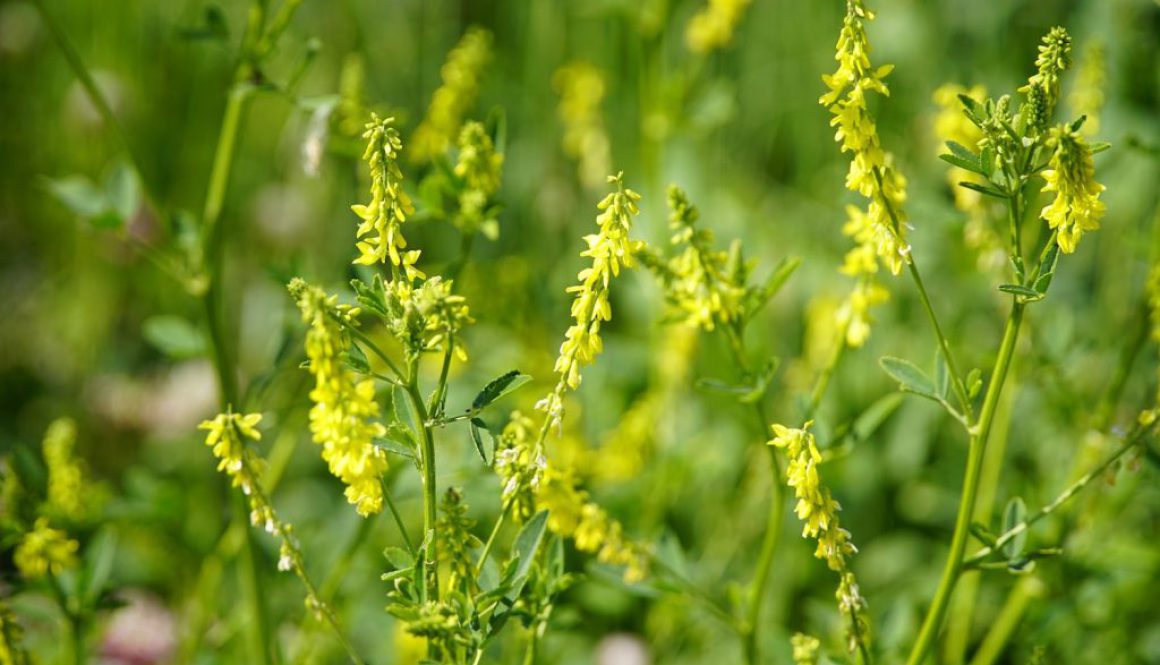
<box><xmin>383</xmin><ymin>479</ymin><xmax>417</xmax><ymax>556</ymax></box>
<box><xmin>404</xmin><ymin>358</ymin><xmax>440</xmax><ymax>602</ymax></box>
<box><xmin>906</xmin><ymin>302</ymin><xmax>1024</xmax><ymax>665</ymax></box>
<box><xmin>873</xmin><ymin>166</ymin><xmax>973</xmax><ymax>420</ymax></box>
<box><xmin>966</xmin><ymin>577</ymin><xmax>1043</xmax><ymax>665</ymax></box>
<box><xmin>963</xmin><ymin>420</ymin><xmax>1155</xmax><ymax>567</ymax></box>
<box><xmin>475</xmin><ymin>503</ymin><xmax>508</xmax><ymax>576</ymax></box>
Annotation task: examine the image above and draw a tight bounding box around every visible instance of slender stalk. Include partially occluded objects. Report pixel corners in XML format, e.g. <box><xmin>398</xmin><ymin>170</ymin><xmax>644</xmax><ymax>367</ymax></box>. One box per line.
<box><xmin>806</xmin><ymin>324</ymin><xmax>848</xmax><ymax>419</ymax></box>
<box><xmin>963</xmin><ymin>420</ymin><xmax>1155</xmax><ymax>567</ymax></box>
<box><xmin>475</xmin><ymin>503</ymin><xmax>508</xmax><ymax>576</ymax></box>
<box><xmin>404</xmin><ymin>357</ymin><xmax>440</xmax><ymax>602</ymax></box>
<box><xmin>720</xmin><ymin>325</ymin><xmax>787</xmax><ymax>665</ymax></box>
<box><xmin>383</xmin><ymin>479</ymin><xmax>417</xmax><ymax>556</ymax></box>
<box><xmin>873</xmin><ymin>167</ymin><xmax>973</xmax><ymax>420</ymax></box>
<box><xmin>966</xmin><ymin>577</ymin><xmax>1043</xmax><ymax>665</ymax></box>
<box><xmin>49</xmin><ymin>573</ymin><xmax>84</xmax><ymax>665</ymax></box>
<box><xmin>906</xmin><ymin>302</ymin><xmax>1024</xmax><ymax>665</ymax></box>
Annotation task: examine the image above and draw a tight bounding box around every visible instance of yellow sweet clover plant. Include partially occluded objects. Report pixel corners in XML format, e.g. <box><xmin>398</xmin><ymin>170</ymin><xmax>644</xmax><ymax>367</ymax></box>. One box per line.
<box><xmin>553</xmin><ymin>62</ymin><xmax>612</xmax><ymax>189</ymax></box>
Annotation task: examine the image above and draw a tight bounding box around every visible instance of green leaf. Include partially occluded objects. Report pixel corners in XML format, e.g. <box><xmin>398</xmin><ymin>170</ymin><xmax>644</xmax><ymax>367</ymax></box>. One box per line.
<box><xmin>940</xmin><ymin>153</ymin><xmax>984</xmax><ymax>175</ymax></box>
<box><xmin>1002</xmin><ymin>497</ymin><xmax>1028</xmax><ymax>561</ymax></box>
<box><xmin>468</xmin><ymin>417</ymin><xmax>493</xmax><ymax>465</ymax></box>
<box><xmin>350</xmin><ymin>276</ymin><xmax>387</xmax><ymax>317</ymax></box>
<box><xmin>472</xmin><ymin>370</ymin><xmax>531</xmax><ymax>411</ymax></box>
<box><xmin>82</xmin><ymin>528</ymin><xmax>118</xmax><ymax>607</ymax></box>
<box><xmin>105</xmin><ymin>161</ymin><xmax>141</xmax><ymax>222</ymax></box>
<box><xmin>142</xmin><ymin>315</ymin><xmax>206</xmax><ymax>359</ymax></box>
<box><xmin>966</xmin><ymin>368</ymin><xmax>983</xmax><ymax>400</ymax></box>
<box><xmin>345</xmin><ymin>342</ymin><xmax>370</xmax><ymax>373</ymax></box>
<box><xmin>384</xmin><ymin>546</ymin><xmax>415</xmax><ymax>570</ymax></box>
<box><xmin>1033</xmin><ymin>242</ymin><xmax>1061</xmax><ymax>297</ymax></box>
<box><xmin>879</xmin><ymin>356</ymin><xmax>936</xmax><ymax>398</ymax></box>
<box><xmin>46</xmin><ymin>175</ymin><xmax>109</xmax><ymax>218</ymax></box>
<box><xmin>998</xmin><ymin>284</ymin><xmax>1040</xmax><ymax>299</ymax></box>
<box><xmin>958</xmin><ymin>180</ymin><xmax>1007</xmax><ymax>199</ymax></box>
<box><xmin>746</xmin><ymin>255</ymin><xmax>801</xmax><ymax>317</ymax></box>
<box><xmin>1089</xmin><ymin>141</ymin><xmax>1111</xmax><ymax>154</ymax></box>
<box><xmin>934</xmin><ymin>351</ymin><xmax>949</xmax><ymax>400</ymax></box>
<box><xmin>508</xmin><ymin>510</ymin><xmax>549</xmax><ymax>598</ymax></box>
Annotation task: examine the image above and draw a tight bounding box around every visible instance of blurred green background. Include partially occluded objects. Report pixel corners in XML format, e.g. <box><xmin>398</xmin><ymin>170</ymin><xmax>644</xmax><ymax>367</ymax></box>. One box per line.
<box><xmin>1</xmin><ymin>0</ymin><xmax>1159</xmax><ymax>663</ymax></box>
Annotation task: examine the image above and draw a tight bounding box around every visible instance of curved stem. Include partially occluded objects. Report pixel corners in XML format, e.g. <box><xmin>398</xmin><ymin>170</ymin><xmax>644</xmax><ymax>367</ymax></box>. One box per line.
<box><xmin>906</xmin><ymin>302</ymin><xmax>1024</xmax><ymax>665</ymax></box>
<box><xmin>475</xmin><ymin>502</ymin><xmax>508</xmax><ymax>576</ymax></box>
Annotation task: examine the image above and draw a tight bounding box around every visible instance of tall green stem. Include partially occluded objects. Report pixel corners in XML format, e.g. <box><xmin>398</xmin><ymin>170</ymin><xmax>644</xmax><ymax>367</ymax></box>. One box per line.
<box><xmin>404</xmin><ymin>358</ymin><xmax>440</xmax><ymax>603</ymax></box>
<box><xmin>906</xmin><ymin>302</ymin><xmax>1024</xmax><ymax>665</ymax></box>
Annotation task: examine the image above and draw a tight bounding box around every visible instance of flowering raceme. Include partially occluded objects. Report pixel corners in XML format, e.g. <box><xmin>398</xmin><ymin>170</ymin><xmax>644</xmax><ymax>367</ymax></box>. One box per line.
<box><xmin>1040</xmin><ymin>125</ymin><xmax>1105</xmax><ymax>254</ymax></box>
<box><xmin>42</xmin><ymin>418</ymin><xmax>86</xmax><ymax>521</ymax></box>
<box><xmin>820</xmin><ymin>0</ymin><xmax>910</xmax><ymax>277</ymax></box>
<box><xmin>553</xmin><ymin>62</ymin><xmax>612</xmax><ymax>189</ymax></box>
<box><xmin>352</xmin><ymin>115</ymin><xmax>422</xmax><ymax>279</ymax></box>
<box><xmin>453</xmin><ymin>121</ymin><xmax>503</xmax><ymax>239</ymax></box>
<box><xmin>14</xmin><ymin>518</ymin><xmax>78</xmax><ymax>579</ymax></box>
<box><xmin>411</xmin><ymin>27</ymin><xmax>493</xmax><ymax>163</ymax></box>
<box><xmin>685</xmin><ymin>0</ymin><xmax>752</xmax><ymax>54</ymax></box>
<box><xmin>537</xmin><ymin>173</ymin><xmax>643</xmax><ymax>428</ymax></box>
<box><xmin>289</xmin><ymin>278</ymin><xmax>389</xmax><ymax>517</ymax></box>
<box><xmin>1022</xmin><ymin>26</ymin><xmax>1072</xmax><ymax>119</ymax></box>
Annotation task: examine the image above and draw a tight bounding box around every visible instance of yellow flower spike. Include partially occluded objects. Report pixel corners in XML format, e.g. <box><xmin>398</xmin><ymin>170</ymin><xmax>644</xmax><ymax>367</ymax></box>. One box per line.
<box><xmin>553</xmin><ymin>62</ymin><xmax>612</xmax><ymax>189</ymax></box>
<box><xmin>42</xmin><ymin>418</ymin><xmax>87</xmax><ymax>522</ymax></box>
<box><xmin>14</xmin><ymin>518</ymin><xmax>78</xmax><ymax>579</ymax></box>
<box><xmin>1069</xmin><ymin>41</ymin><xmax>1105</xmax><ymax>136</ymax></box>
<box><xmin>537</xmin><ymin>173</ymin><xmax>643</xmax><ymax>428</ymax></box>
<box><xmin>411</xmin><ymin>27</ymin><xmax>493</xmax><ymax>163</ymax></box>
<box><xmin>1040</xmin><ymin>124</ymin><xmax>1105</xmax><ymax>254</ymax></box>
<box><xmin>453</xmin><ymin>121</ymin><xmax>503</xmax><ymax>239</ymax></box>
<box><xmin>1021</xmin><ymin>26</ymin><xmax>1072</xmax><ymax>118</ymax></box>
<box><xmin>821</xmin><ymin>0</ymin><xmax>911</xmax><ymax>277</ymax></box>
<box><xmin>289</xmin><ymin>279</ymin><xmax>389</xmax><ymax>517</ymax></box>
<box><xmin>353</xmin><ymin>114</ymin><xmax>421</xmax><ymax>278</ymax></box>
<box><xmin>685</xmin><ymin>0</ymin><xmax>752</xmax><ymax>54</ymax></box>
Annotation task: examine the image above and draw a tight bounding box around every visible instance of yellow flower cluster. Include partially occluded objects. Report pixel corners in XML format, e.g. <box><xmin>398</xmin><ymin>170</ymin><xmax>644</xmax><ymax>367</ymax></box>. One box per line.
<box><xmin>821</xmin><ymin>0</ymin><xmax>910</xmax><ymax>277</ymax></box>
<box><xmin>661</xmin><ymin>185</ymin><xmax>744</xmax><ymax>331</ymax></box>
<box><xmin>553</xmin><ymin>62</ymin><xmax>612</xmax><ymax>189</ymax></box>
<box><xmin>836</xmin><ymin>571</ymin><xmax>870</xmax><ymax>653</ymax></box>
<box><xmin>685</xmin><ymin>0</ymin><xmax>752</xmax><ymax>54</ymax></box>
<box><xmin>1022</xmin><ymin>26</ymin><xmax>1072</xmax><ymax>118</ymax></box>
<box><xmin>453</xmin><ymin>121</ymin><xmax>503</xmax><ymax>239</ymax></box>
<box><xmin>790</xmin><ymin>633</ymin><xmax>820</xmax><ymax>665</ymax></box>
<box><xmin>14</xmin><ymin>517</ymin><xmax>78</xmax><ymax>579</ymax></box>
<box><xmin>533</xmin><ymin>465</ymin><xmax>648</xmax><ymax>583</ymax></box>
<box><xmin>198</xmin><ymin>410</ymin><xmax>321</xmax><ymax>591</ymax></box>
<box><xmin>42</xmin><ymin>418</ymin><xmax>86</xmax><ymax>521</ymax></box>
<box><xmin>411</xmin><ymin>27</ymin><xmax>493</xmax><ymax>163</ymax></box>
<box><xmin>495</xmin><ymin>412</ymin><xmax>647</xmax><ymax>582</ymax></box>
<box><xmin>352</xmin><ymin>115</ymin><xmax>421</xmax><ymax>278</ymax></box>
<box><xmin>537</xmin><ymin>173</ymin><xmax>642</xmax><ymax>427</ymax></box>
<box><xmin>290</xmin><ymin>279</ymin><xmax>389</xmax><ymax>517</ymax></box>
<box><xmin>768</xmin><ymin>423</ymin><xmax>856</xmax><ymax>571</ymax></box>
<box><xmin>1040</xmin><ymin>124</ymin><xmax>1105</xmax><ymax>254</ymax></box>
<box><xmin>836</xmin><ymin>277</ymin><xmax>889</xmax><ymax>348</ymax></box>
<box><xmin>382</xmin><ymin>276</ymin><xmax>473</xmax><ymax>361</ymax></box>
<box><xmin>1069</xmin><ymin>41</ymin><xmax>1105</xmax><ymax>136</ymax></box>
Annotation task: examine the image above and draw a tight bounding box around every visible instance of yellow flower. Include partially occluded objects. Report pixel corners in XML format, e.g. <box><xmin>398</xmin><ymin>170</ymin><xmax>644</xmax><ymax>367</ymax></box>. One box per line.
<box><xmin>791</xmin><ymin>633</ymin><xmax>820</xmax><ymax>665</ymax></box>
<box><xmin>14</xmin><ymin>517</ymin><xmax>78</xmax><ymax>579</ymax></box>
<box><xmin>769</xmin><ymin>423</ymin><xmax>856</xmax><ymax>571</ymax></box>
<box><xmin>1021</xmin><ymin>27</ymin><xmax>1072</xmax><ymax>118</ymax></box>
<box><xmin>42</xmin><ymin>418</ymin><xmax>87</xmax><ymax>521</ymax></box>
<box><xmin>1069</xmin><ymin>41</ymin><xmax>1105</xmax><ymax>136</ymax></box>
<box><xmin>837</xmin><ymin>277</ymin><xmax>889</xmax><ymax>348</ymax></box>
<box><xmin>685</xmin><ymin>0</ymin><xmax>752</xmax><ymax>54</ymax></box>
<box><xmin>820</xmin><ymin>0</ymin><xmax>910</xmax><ymax>277</ymax></box>
<box><xmin>352</xmin><ymin>114</ymin><xmax>422</xmax><ymax>278</ymax></box>
<box><xmin>411</xmin><ymin>27</ymin><xmax>493</xmax><ymax>163</ymax></box>
<box><xmin>289</xmin><ymin>279</ymin><xmax>389</xmax><ymax>516</ymax></box>
<box><xmin>553</xmin><ymin>62</ymin><xmax>612</xmax><ymax>189</ymax></box>
<box><xmin>1040</xmin><ymin>124</ymin><xmax>1105</xmax><ymax>254</ymax></box>
<box><xmin>538</xmin><ymin>173</ymin><xmax>643</xmax><ymax>427</ymax></box>
<box><xmin>453</xmin><ymin>121</ymin><xmax>503</xmax><ymax>239</ymax></box>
